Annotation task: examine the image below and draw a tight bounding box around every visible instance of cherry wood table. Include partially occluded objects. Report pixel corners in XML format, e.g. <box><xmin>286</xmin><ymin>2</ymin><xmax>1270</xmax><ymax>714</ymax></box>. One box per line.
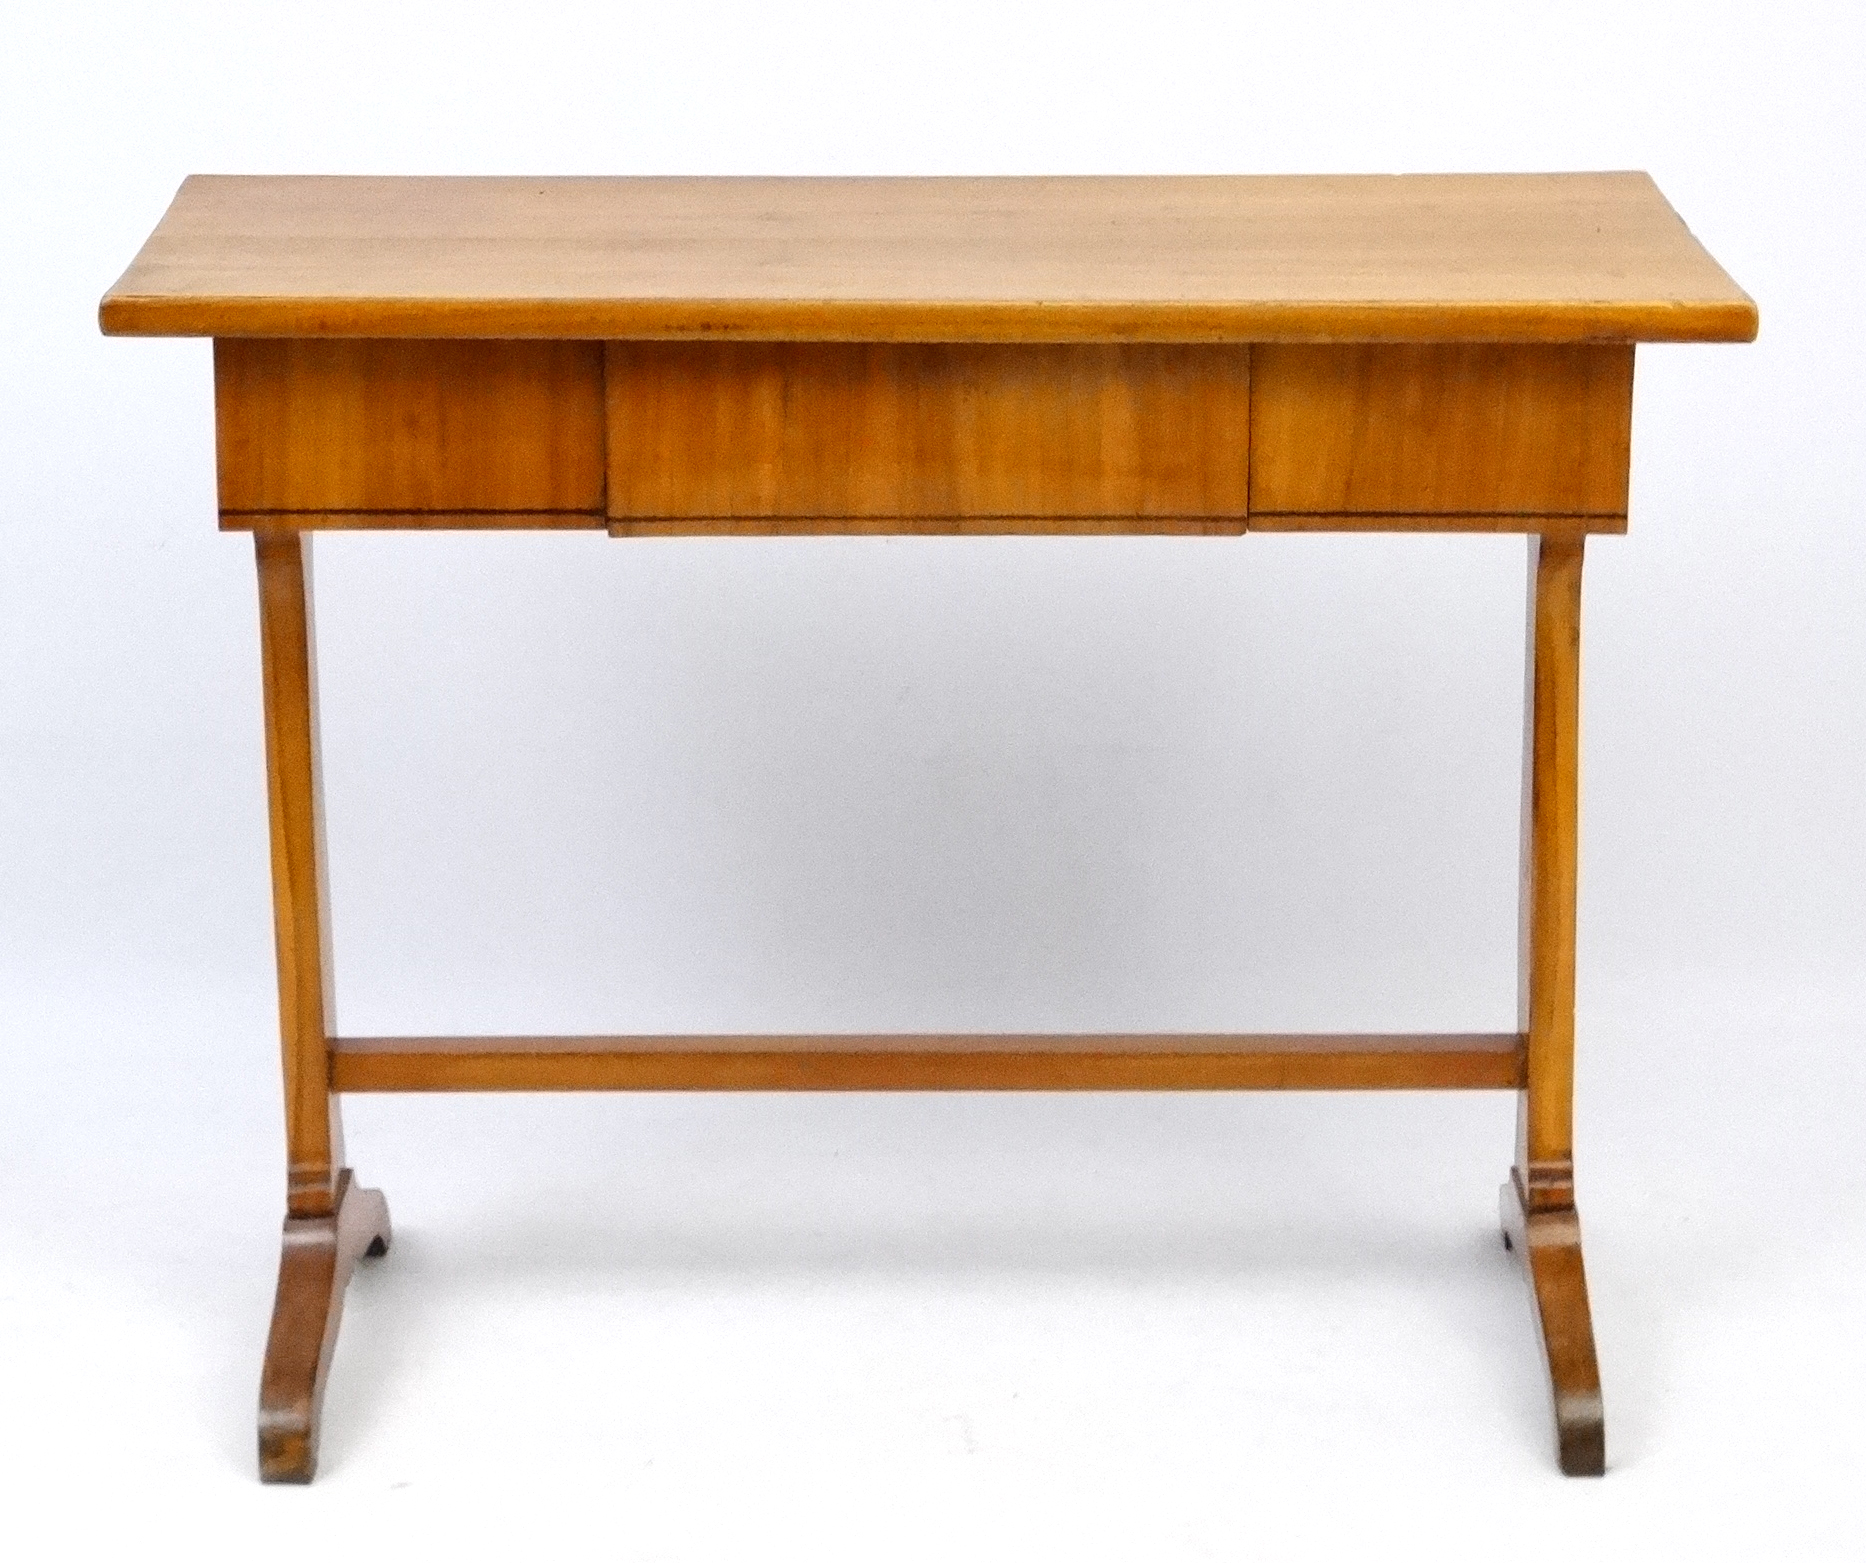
<box><xmin>102</xmin><ymin>173</ymin><xmax>1753</xmax><ymax>1481</ymax></box>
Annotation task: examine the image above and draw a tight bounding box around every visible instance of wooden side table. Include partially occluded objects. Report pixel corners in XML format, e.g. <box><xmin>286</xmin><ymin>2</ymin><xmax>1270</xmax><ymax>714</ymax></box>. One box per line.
<box><xmin>102</xmin><ymin>173</ymin><xmax>1754</xmax><ymax>1481</ymax></box>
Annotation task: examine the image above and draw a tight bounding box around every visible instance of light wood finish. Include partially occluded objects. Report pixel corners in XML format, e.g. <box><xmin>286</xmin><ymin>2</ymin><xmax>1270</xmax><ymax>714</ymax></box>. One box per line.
<box><xmin>255</xmin><ymin>532</ymin><xmax>344</xmax><ymax>1218</ymax></box>
<box><xmin>214</xmin><ymin>337</ymin><xmax>1639</xmax><ymax>536</ymax></box>
<box><xmin>1250</xmin><ymin>346</ymin><xmax>1634</xmax><ymax>519</ymax></box>
<box><xmin>103</xmin><ymin>173</ymin><xmax>1756</xmax><ymax>1480</ymax></box>
<box><xmin>330</xmin><ymin>1032</ymin><xmax>1525</xmax><ymax>1093</ymax></box>
<box><xmin>1519</xmin><ymin>536</ymin><xmax>1584</xmax><ymax>1207</ymax></box>
<box><xmin>258</xmin><ymin>1168</ymin><xmax>392</xmax><ymax>1484</ymax></box>
<box><xmin>1247</xmin><ymin>512</ymin><xmax>1622</xmax><ymax>536</ymax></box>
<box><xmin>1501</xmin><ymin>1173</ymin><xmax>1603</xmax><ymax>1476</ymax></box>
<box><xmin>102</xmin><ymin>173</ymin><xmax>1756</xmax><ymax>343</ymax></box>
<box><xmin>608</xmin><ymin>516</ymin><xmax>1245</xmax><ymax>538</ymax></box>
<box><xmin>605</xmin><ymin>342</ymin><xmax>1250</xmax><ymax>522</ymax></box>
<box><xmin>216</xmin><ymin>339</ymin><xmax>604</xmax><ymax>516</ymax></box>
<box><xmin>225</xmin><ymin>509</ymin><xmax>607</xmax><ymax>533</ymax></box>
<box><xmin>1508</xmin><ymin>533</ymin><xmax>1603</xmax><ymax>1474</ymax></box>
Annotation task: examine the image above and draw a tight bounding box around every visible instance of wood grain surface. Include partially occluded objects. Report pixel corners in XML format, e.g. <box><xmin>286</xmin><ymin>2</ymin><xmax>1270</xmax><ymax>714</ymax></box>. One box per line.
<box><xmin>97</xmin><ymin>170</ymin><xmax>1750</xmax><ymax>1481</ymax></box>
<box><xmin>1250</xmin><ymin>345</ymin><xmax>1633</xmax><ymax>518</ymax></box>
<box><xmin>606</xmin><ymin>342</ymin><xmax>1250</xmax><ymax>520</ymax></box>
<box><xmin>1518</xmin><ymin>535</ymin><xmax>1584</xmax><ymax>1208</ymax></box>
<box><xmin>1502</xmin><ymin>1173</ymin><xmax>1604</xmax><ymax>1476</ymax></box>
<box><xmin>1247</xmin><ymin>513</ymin><xmax>1622</xmax><ymax>536</ymax></box>
<box><xmin>1504</xmin><ymin>534</ymin><xmax>1604</xmax><ymax>1477</ymax></box>
<box><xmin>254</xmin><ymin>533</ymin><xmax>344</xmax><ymax>1217</ymax></box>
<box><xmin>102</xmin><ymin>173</ymin><xmax>1756</xmax><ymax>342</ymax></box>
<box><xmin>330</xmin><ymin>1032</ymin><xmax>1526</xmax><ymax>1092</ymax></box>
<box><xmin>217</xmin><ymin>339</ymin><xmax>604</xmax><ymax>515</ymax></box>
<box><xmin>258</xmin><ymin>1168</ymin><xmax>392</xmax><ymax>1483</ymax></box>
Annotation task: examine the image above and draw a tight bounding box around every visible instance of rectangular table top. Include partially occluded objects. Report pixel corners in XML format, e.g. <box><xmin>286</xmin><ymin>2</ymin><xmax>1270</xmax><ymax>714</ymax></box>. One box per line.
<box><xmin>100</xmin><ymin>172</ymin><xmax>1754</xmax><ymax>345</ymax></box>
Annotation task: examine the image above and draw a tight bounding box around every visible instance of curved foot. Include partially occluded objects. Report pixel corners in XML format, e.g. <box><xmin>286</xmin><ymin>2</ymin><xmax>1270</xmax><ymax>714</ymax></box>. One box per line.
<box><xmin>1500</xmin><ymin>1172</ymin><xmax>1603</xmax><ymax>1476</ymax></box>
<box><xmin>258</xmin><ymin>1169</ymin><xmax>392</xmax><ymax>1483</ymax></box>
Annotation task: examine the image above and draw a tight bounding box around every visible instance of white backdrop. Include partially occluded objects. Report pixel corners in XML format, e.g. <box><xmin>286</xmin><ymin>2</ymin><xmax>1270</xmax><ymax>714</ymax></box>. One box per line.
<box><xmin>3</xmin><ymin>2</ymin><xmax>1862</xmax><ymax>1556</ymax></box>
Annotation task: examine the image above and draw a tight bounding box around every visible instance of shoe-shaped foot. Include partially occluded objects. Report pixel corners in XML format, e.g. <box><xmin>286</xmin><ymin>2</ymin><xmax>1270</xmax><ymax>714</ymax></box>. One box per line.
<box><xmin>258</xmin><ymin>1169</ymin><xmax>392</xmax><ymax>1483</ymax></box>
<box><xmin>1500</xmin><ymin>1171</ymin><xmax>1604</xmax><ymax>1476</ymax></box>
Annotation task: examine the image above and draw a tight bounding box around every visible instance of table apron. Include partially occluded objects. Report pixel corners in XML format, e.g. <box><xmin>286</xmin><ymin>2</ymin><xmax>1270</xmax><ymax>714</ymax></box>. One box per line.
<box><xmin>212</xmin><ymin>340</ymin><xmax>1634</xmax><ymax>536</ymax></box>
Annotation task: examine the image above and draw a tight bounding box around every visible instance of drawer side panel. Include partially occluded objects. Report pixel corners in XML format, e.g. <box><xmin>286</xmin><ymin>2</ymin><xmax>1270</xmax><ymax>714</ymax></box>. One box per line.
<box><xmin>1250</xmin><ymin>344</ymin><xmax>1633</xmax><ymax>517</ymax></box>
<box><xmin>215</xmin><ymin>339</ymin><xmax>605</xmax><ymax>514</ymax></box>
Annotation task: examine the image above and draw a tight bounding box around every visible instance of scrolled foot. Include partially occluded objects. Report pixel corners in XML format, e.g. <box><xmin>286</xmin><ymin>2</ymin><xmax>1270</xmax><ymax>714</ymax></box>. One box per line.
<box><xmin>258</xmin><ymin>1169</ymin><xmax>392</xmax><ymax>1483</ymax></box>
<box><xmin>1500</xmin><ymin>1171</ymin><xmax>1605</xmax><ymax>1477</ymax></box>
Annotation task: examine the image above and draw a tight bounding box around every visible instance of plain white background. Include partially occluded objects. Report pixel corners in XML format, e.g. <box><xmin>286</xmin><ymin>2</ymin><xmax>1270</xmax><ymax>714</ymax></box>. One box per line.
<box><xmin>3</xmin><ymin>2</ymin><xmax>1862</xmax><ymax>1556</ymax></box>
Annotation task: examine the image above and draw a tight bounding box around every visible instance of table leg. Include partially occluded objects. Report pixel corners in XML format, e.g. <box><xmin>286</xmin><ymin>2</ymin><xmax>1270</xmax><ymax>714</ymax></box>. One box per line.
<box><xmin>253</xmin><ymin>531</ymin><xmax>389</xmax><ymax>1482</ymax></box>
<box><xmin>1503</xmin><ymin>533</ymin><xmax>1604</xmax><ymax>1476</ymax></box>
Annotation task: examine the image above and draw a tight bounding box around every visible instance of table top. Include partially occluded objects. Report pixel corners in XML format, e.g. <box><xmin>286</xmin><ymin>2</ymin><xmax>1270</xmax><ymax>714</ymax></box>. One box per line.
<box><xmin>100</xmin><ymin>172</ymin><xmax>1754</xmax><ymax>344</ymax></box>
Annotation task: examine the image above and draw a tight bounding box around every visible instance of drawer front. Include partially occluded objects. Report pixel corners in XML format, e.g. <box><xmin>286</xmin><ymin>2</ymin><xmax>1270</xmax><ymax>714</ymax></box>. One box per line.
<box><xmin>605</xmin><ymin>342</ymin><xmax>1251</xmax><ymax>524</ymax></box>
<box><xmin>215</xmin><ymin>339</ymin><xmax>605</xmax><ymax>516</ymax></box>
<box><xmin>1249</xmin><ymin>344</ymin><xmax>1633</xmax><ymax>519</ymax></box>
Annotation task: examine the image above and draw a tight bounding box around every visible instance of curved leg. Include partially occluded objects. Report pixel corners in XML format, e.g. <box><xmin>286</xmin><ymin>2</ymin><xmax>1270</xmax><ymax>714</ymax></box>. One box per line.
<box><xmin>1501</xmin><ymin>1172</ymin><xmax>1603</xmax><ymax>1475</ymax></box>
<box><xmin>1510</xmin><ymin>536</ymin><xmax>1605</xmax><ymax>1475</ymax></box>
<box><xmin>258</xmin><ymin>1168</ymin><xmax>392</xmax><ymax>1483</ymax></box>
<box><xmin>255</xmin><ymin>534</ymin><xmax>390</xmax><ymax>1481</ymax></box>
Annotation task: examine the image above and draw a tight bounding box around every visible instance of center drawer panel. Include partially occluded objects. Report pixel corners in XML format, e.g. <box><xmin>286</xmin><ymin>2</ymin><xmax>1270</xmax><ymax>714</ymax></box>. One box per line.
<box><xmin>604</xmin><ymin>342</ymin><xmax>1252</xmax><ymax>526</ymax></box>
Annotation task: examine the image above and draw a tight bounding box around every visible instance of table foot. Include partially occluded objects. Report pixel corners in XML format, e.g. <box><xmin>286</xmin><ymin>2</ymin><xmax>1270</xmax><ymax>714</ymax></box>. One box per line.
<box><xmin>1500</xmin><ymin>1170</ymin><xmax>1603</xmax><ymax>1475</ymax></box>
<box><xmin>258</xmin><ymin>1168</ymin><xmax>392</xmax><ymax>1483</ymax></box>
